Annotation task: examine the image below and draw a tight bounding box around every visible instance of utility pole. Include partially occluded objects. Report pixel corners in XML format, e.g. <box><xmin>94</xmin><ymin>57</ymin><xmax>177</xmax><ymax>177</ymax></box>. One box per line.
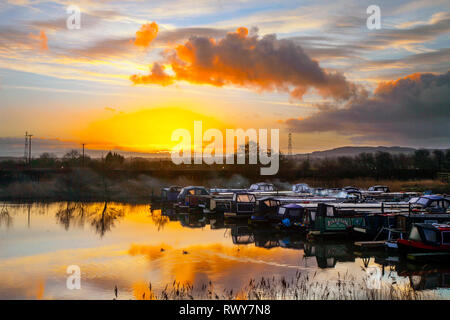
<box><xmin>28</xmin><ymin>134</ymin><xmax>33</xmax><ymax>164</ymax></box>
<box><xmin>288</xmin><ymin>132</ymin><xmax>293</xmax><ymax>156</ymax></box>
<box><xmin>24</xmin><ymin>131</ymin><xmax>29</xmax><ymax>163</ymax></box>
<box><xmin>82</xmin><ymin>143</ymin><xmax>85</xmax><ymax>167</ymax></box>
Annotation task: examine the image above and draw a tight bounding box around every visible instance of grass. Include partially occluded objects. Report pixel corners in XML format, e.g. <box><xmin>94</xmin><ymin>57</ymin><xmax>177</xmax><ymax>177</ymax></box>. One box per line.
<box><xmin>127</xmin><ymin>271</ymin><xmax>439</xmax><ymax>300</ymax></box>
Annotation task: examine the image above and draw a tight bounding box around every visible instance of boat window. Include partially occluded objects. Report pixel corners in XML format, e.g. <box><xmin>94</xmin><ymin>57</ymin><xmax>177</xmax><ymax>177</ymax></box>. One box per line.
<box><xmin>409</xmin><ymin>197</ymin><xmax>419</xmax><ymax>204</ymax></box>
<box><xmin>442</xmin><ymin>201</ymin><xmax>450</xmax><ymax>209</ymax></box>
<box><xmin>278</xmin><ymin>207</ymin><xmax>286</xmax><ymax>215</ymax></box>
<box><xmin>409</xmin><ymin>226</ymin><xmax>421</xmax><ymax>241</ymax></box>
<box><xmin>417</xmin><ymin>198</ymin><xmax>429</xmax><ymax>206</ymax></box>
<box><xmin>188</xmin><ymin>189</ymin><xmax>195</xmax><ymax>195</ymax></box>
<box><xmin>326</xmin><ymin>206</ymin><xmax>334</xmax><ymax>217</ymax></box>
<box><xmin>429</xmin><ymin>201</ymin><xmax>440</xmax><ymax>208</ymax></box>
<box><xmin>423</xmin><ymin>229</ymin><xmax>438</xmax><ymax>242</ymax></box>
<box><xmin>264</xmin><ymin>200</ymin><xmax>277</xmax><ymax>207</ymax></box>
<box><xmin>289</xmin><ymin>209</ymin><xmax>301</xmax><ymax>217</ymax></box>
<box><xmin>442</xmin><ymin>232</ymin><xmax>450</xmax><ymax>244</ymax></box>
<box><xmin>237</xmin><ymin>194</ymin><xmax>255</xmax><ymax>202</ymax></box>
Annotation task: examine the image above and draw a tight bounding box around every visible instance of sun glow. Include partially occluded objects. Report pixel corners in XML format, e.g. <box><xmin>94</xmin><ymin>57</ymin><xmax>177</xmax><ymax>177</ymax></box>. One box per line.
<box><xmin>79</xmin><ymin>107</ymin><xmax>229</xmax><ymax>153</ymax></box>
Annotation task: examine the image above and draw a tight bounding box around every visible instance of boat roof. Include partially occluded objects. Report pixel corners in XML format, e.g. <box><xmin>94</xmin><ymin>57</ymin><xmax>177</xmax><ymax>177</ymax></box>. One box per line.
<box><xmin>415</xmin><ymin>223</ymin><xmax>450</xmax><ymax>231</ymax></box>
<box><xmin>282</xmin><ymin>203</ymin><xmax>303</xmax><ymax>209</ymax></box>
<box><xmin>259</xmin><ymin>196</ymin><xmax>278</xmax><ymax>201</ymax></box>
<box><xmin>182</xmin><ymin>186</ymin><xmax>207</xmax><ymax>190</ymax></box>
<box><xmin>420</xmin><ymin>195</ymin><xmax>445</xmax><ymax>200</ymax></box>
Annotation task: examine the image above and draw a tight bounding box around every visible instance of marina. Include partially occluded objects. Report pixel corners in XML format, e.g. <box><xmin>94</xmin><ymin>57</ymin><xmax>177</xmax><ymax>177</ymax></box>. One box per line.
<box><xmin>0</xmin><ymin>200</ymin><xmax>449</xmax><ymax>300</ymax></box>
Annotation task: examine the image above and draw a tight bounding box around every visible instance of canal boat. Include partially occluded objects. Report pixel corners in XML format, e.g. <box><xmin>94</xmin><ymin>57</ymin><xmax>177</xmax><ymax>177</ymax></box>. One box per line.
<box><xmin>248</xmin><ymin>182</ymin><xmax>275</xmax><ymax>192</ymax></box>
<box><xmin>397</xmin><ymin>223</ymin><xmax>450</xmax><ymax>253</ymax></box>
<box><xmin>368</xmin><ymin>185</ymin><xmax>390</xmax><ymax>193</ymax></box>
<box><xmin>224</xmin><ymin>192</ymin><xmax>257</xmax><ymax>218</ymax></box>
<box><xmin>292</xmin><ymin>183</ymin><xmax>311</xmax><ymax>193</ymax></box>
<box><xmin>174</xmin><ymin>186</ymin><xmax>211</xmax><ymax>213</ymax></box>
<box><xmin>409</xmin><ymin>195</ymin><xmax>450</xmax><ymax>214</ymax></box>
<box><xmin>160</xmin><ymin>186</ymin><xmax>182</xmax><ymax>202</ymax></box>
<box><xmin>306</xmin><ymin>203</ymin><xmax>366</xmax><ymax>238</ymax></box>
<box><xmin>276</xmin><ymin>204</ymin><xmax>307</xmax><ymax>230</ymax></box>
<box><xmin>249</xmin><ymin>197</ymin><xmax>281</xmax><ymax>224</ymax></box>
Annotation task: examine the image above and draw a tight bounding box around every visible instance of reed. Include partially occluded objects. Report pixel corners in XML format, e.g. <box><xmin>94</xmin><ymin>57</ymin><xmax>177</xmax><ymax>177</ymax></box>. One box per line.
<box><xmin>128</xmin><ymin>272</ymin><xmax>438</xmax><ymax>300</ymax></box>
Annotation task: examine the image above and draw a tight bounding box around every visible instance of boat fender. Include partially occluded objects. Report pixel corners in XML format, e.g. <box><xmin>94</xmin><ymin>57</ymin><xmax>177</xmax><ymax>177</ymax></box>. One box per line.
<box><xmin>282</xmin><ymin>218</ymin><xmax>291</xmax><ymax>227</ymax></box>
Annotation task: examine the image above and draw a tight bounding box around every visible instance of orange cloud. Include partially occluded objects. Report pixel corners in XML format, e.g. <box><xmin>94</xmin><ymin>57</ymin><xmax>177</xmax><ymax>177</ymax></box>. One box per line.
<box><xmin>374</xmin><ymin>72</ymin><xmax>423</xmax><ymax>95</ymax></box>
<box><xmin>30</xmin><ymin>30</ymin><xmax>48</xmax><ymax>51</ymax></box>
<box><xmin>130</xmin><ymin>63</ymin><xmax>173</xmax><ymax>86</ymax></box>
<box><xmin>131</xmin><ymin>27</ymin><xmax>362</xmax><ymax>101</ymax></box>
<box><xmin>133</xmin><ymin>22</ymin><xmax>158</xmax><ymax>47</ymax></box>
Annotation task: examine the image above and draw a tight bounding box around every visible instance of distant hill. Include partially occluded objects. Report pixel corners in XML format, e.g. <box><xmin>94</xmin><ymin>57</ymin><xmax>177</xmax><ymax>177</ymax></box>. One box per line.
<box><xmin>296</xmin><ymin>146</ymin><xmax>417</xmax><ymax>158</ymax></box>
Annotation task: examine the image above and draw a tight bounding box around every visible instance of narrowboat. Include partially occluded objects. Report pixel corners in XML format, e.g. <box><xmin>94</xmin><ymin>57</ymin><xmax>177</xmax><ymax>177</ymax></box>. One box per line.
<box><xmin>409</xmin><ymin>195</ymin><xmax>450</xmax><ymax>214</ymax></box>
<box><xmin>277</xmin><ymin>204</ymin><xmax>307</xmax><ymax>230</ymax></box>
<box><xmin>292</xmin><ymin>183</ymin><xmax>311</xmax><ymax>193</ymax></box>
<box><xmin>248</xmin><ymin>182</ymin><xmax>275</xmax><ymax>192</ymax></box>
<box><xmin>307</xmin><ymin>203</ymin><xmax>366</xmax><ymax>237</ymax></box>
<box><xmin>248</xmin><ymin>197</ymin><xmax>281</xmax><ymax>224</ymax></box>
<box><xmin>224</xmin><ymin>192</ymin><xmax>257</xmax><ymax>218</ymax></box>
<box><xmin>174</xmin><ymin>186</ymin><xmax>210</xmax><ymax>213</ymax></box>
<box><xmin>160</xmin><ymin>186</ymin><xmax>182</xmax><ymax>202</ymax></box>
<box><xmin>368</xmin><ymin>185</ymin><xmax>390</xmax><ymax>193</ymax></box>
<box><xmin>397</xmin><ymin>223</ymin><xmax>450</xmax><ymax>253</ymax></box>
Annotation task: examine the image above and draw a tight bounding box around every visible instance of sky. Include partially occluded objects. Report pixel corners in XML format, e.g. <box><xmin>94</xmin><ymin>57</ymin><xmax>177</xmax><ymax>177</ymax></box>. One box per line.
<box><xmin>0</xmin><ymin>0</ymin><xmax>449</xmax><ymax>157</ymax></box>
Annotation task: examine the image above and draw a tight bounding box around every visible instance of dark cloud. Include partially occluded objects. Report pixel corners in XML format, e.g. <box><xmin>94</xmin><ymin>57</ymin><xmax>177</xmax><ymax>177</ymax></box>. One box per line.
<box><xmin>155</xmin><ymin>27</ymin><xmax>229</xmax><ymax>43</ymax></box>
<box><xmin>285</xmin><ymin>72</ymin><xmax>450</xmax><ymax>144</ymax></box>
<box><xmin>131</xmin><ymin>27</ymin><xmax>364</xmax><ymax>101</ymax></box>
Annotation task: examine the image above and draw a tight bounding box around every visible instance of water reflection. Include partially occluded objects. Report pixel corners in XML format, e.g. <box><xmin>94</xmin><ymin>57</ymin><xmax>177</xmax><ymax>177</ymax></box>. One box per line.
<box><xmin>0</xmin><ymin>201</ymin><xmax>448</xmax><ymax>299</ymax></box>
<box><xmin>0</xmin><ymin>204</ymin><xmax>13</xmax><ymax>228</ymax></box>
<box><xmin>55</xmin><ymin>202</ymin><xmax>125</xmax><ymax>237</ymax></box>
<box><xmin>304</xmin><ymin>241</ymin><xmax>355</xmax><ymax>268</ymax></box>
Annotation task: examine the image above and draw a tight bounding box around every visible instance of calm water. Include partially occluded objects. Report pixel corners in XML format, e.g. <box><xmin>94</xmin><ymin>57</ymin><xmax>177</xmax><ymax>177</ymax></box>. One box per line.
<box><xmin>0</xmin><ymin>202</ymin><xmax>449</xmax><ymax>300</ymax></box>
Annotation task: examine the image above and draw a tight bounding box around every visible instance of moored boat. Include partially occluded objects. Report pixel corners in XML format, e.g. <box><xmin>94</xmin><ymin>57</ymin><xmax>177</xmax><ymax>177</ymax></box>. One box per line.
<box><xmin>397</xmin><ymin>223</ymin><xmax>450</xmax><ymax>253</ymax></box>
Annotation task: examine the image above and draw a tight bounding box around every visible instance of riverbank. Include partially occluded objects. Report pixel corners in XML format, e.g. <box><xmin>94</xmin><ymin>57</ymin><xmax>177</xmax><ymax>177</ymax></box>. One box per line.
<box><xmin>0</xmin><ymin>167</ymin><xmax>448</xmax><ymax>201</ymax></box>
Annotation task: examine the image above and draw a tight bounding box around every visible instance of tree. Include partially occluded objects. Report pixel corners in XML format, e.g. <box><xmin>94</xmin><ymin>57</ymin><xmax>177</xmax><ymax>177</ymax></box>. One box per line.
<box><xmin>413</xmin><ymin>149</ymin><xmax>432</xmax><ymax>170</ymax></box>
<box><xmin>63</xmin><ymin>150</ymin><xmax>82</xmax><ymax>167</ymax></box>
<box><xmin>36</xmin><ymin>152</ymin><xmax>58</xmax><ymax>167</ymax></box>
<box><xmin>104</xmin><ymin>151</ymin><xmax>125</xmax><ymax>168</ymax></box>
<box><xmin>432</xmin><ymin>150</ymin><xmax>445</xmax><ymax>171</ymax></box>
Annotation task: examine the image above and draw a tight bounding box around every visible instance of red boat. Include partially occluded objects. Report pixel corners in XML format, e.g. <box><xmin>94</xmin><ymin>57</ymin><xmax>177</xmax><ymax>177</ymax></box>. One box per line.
<box><xmin>397</xmin><ymin>223</ymin><xmax>450</xmax><ymax>253</ymax></box>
